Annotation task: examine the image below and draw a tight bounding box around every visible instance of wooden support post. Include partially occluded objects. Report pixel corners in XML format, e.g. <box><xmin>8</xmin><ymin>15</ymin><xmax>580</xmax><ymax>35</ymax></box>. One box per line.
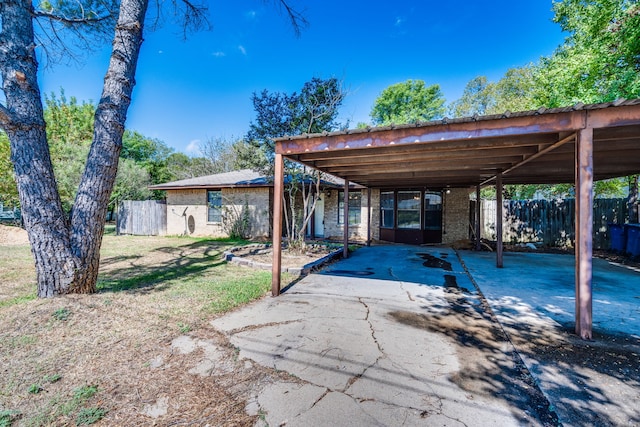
<box><xmin>271</xmin><ymin>153</ymin><xmax>284</xmax><ymax>297</ymax></box>
<box><xmin>475</xmin><ymin>185</ymin><xmax>481</xmax><ymax>251</ymax></box>
<box><xmin>496</xmin><ymin>172</ymin><xmax>503</xmax><ymax>268</ymax></box>
<box><xmin>343</xmin><ymin>180</ymin><xmax>349</xmax><ymax>258</ymax></box>
<box><xmin>575</xmin><ymin>128</ymin><xmax>593</xmax><ymax>339</ymax></box>
<box><xmin>367</xmin><ymin>187</ymin><xmax>372</xmax><ymax>246</ymax></box>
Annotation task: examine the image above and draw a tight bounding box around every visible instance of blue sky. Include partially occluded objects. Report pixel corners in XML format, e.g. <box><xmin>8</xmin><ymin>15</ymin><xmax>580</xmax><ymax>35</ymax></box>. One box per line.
<box><xmin>38</xmin><ymin>1</ymin><xmax>566</xmax><ymax>155</ymax></box>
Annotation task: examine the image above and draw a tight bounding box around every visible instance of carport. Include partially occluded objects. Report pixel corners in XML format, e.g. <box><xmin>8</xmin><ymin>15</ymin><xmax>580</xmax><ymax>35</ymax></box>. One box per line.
<box><xmin>271</xmin><ymin>99</ymin><xmax>640</xmax><ymax>340</ymax></box>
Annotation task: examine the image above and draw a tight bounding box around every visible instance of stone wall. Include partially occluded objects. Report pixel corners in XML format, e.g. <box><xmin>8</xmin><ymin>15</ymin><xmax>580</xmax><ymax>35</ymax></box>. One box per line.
<box><xmin>165</xmin><ymin>187</ymin><xmax>270</xmax><ymax>238</ymax></box>
<box><xmin>443</xmin><ymin>187</ymin><xmax>472</xmax><ymax>244</ymax></box>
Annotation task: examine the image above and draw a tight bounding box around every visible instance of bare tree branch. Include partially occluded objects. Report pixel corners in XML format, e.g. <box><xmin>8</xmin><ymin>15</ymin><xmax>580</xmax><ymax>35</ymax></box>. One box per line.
<box><xmin>272</xmin><ymin>0</ymin><xmax>309</xmax><ymax>37</ymax></box>
<box><xmin>33</xmin><ymin>11</ymin><xmax>113</xmax><ymax>25</ymax></box>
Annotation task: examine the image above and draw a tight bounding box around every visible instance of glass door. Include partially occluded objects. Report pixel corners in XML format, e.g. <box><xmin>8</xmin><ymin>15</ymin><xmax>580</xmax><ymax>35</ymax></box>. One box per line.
<box><xmin>424</xmin><ymin>191</ymin><xmax>443</xmax><ymax>243</ymax></box>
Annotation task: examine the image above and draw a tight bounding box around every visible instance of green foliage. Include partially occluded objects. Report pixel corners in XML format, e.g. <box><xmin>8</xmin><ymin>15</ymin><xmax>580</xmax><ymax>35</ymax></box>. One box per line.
<box><xmin>370</xmin><ymin>79</ymin><xmax>446</xmax><ymax>125</ymax></box>
<box><xmin>449</xmin><ymin>76</ymin><xmax>495</xmax><ymax>117</ymax></box>
<box><xmin>451</xmin><ymin>1</ymin><xmax>640</xmax><ymax>116</ymax></box>
<box><xmin>43</xmin><ymin>91</ymin><xmax>95</xmax><ymax>211</ymax></box>
<box><xmin>0</xmin><ymin>131</ymin><xmax>18</xmax><ymax>207</ymax></box>
<box><xmin>535</xmin><ymin>0</ymin><xmax>640</xmax><ymax>106</ymax></box>
<box><xmin>73</xmin><ymin>385</ymin><xmax>98</xmax><ymax>401</ymax></box>
<box><xmin>52</xmin><ymin>307</ymin><xmax>70</xmax><ymax>321</ymax></box>
<box><xmin>164</xmin><ymin>152</ymin><xmax>213</xmax><ymax>181</ymax></box>
<box><xmin>44</xmin><ymin>373</ymin><xmax>62</xmax><ymax>384</ymax></box>
<box><xmin>0</xmin><ymin>410</ymin><xmax>19</xmax><ymax>427</ymax></box>
<box><xmin>177</xmin><ymin>322</ymin><xmax>191</xmax><ymax>333</ymax></box>
<box><xmin>0</xmin><ymin>294</ymin><xmax>37</xmax><ymax>309</ymax></box>
<box><xmin>222</xmin><ymin>197</ymin><xmax>252</xmax><ymax>239</ymax></box>
<box><xmin>1</xmin><ymin>90</ymin><xmax>179</xmax><ymax>210</ymax></box>
<box><xmin>449</xmin><ymin>67</ymin><xmax>539</xmax><ymax>118</ymax></box>
<box><xmin>246</xmin><ymin>76</ymin><xmax>345</xmax><ymax>172</ymax></box>
<box><xmin>232</xmin><ymin>139</ymin><xmax>268</xmax><ymax>172</ymax></box>
<box><xmin>483</xmin><ymin>178</ymin><xmax>627</xmax><ymax>200</ymax></box>
<box><xmin>489</xmin><ymin>66</ymin><xmax>539</xmax><ymax>114</ymax></box>
<box><xmin>28</xmin><ymin>384</ymin><xmax>43</xmax><ymax>394</ymax></box>
<box><xmin>208</xmin><ymin>271</ymin><xmax>272</xmax><ymax>313</ymax></box>
<box><xmin>111</xmin><ymin>158</ymin><xmax>152</xmax><ymax>207</ymax></box>
<box><xmin>75</xmin><ymin>407</ymin><xmax>106</xmax><ymax>425</ymax></box>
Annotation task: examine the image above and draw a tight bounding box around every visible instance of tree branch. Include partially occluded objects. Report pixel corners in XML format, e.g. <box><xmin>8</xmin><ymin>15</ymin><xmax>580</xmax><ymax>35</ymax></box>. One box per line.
<box><xmin>33</xmin><ymin>11</ymin><xmax>113</xmax><ymax>25</ymax></box>
<box><xmin>273</xmin><ymin>0</ymin><xmax>309</xmax><ymax>37</ymax></box>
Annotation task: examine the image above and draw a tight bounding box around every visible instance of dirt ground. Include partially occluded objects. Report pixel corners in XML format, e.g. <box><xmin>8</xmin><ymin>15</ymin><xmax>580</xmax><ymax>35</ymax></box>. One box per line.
<box><xmin>0</xmin><ymin>224</ymin><xmax>29</xmax><ymax>246</ymax></box>
<box><xmin>229</xmin><ymin>243</ymin><xmax>338</xmax><ymax>269</ymax></box>
<box><xmin>0</xmin><ymin>232</ymin><xmax>303</xmax><ymax>426</ymax></box>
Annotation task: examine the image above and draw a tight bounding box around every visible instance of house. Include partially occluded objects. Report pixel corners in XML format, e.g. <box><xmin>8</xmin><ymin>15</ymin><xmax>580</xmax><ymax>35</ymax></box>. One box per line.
<box><xmin>149</xmin><ymin>169</ymin><xmax>472</xmax><ymax>244</ymax></box>
<box><xmin>148</xmin><ymin>170</ymin><xmax>272</xmax><ymax>238</ymax></box>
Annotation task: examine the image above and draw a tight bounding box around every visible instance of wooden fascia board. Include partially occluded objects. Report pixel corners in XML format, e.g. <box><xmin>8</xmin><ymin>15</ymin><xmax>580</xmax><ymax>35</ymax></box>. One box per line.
<box><xmin>276</xmin><ymin>111</ymin><xmax>586</xmax><ymax>156</ymax></box>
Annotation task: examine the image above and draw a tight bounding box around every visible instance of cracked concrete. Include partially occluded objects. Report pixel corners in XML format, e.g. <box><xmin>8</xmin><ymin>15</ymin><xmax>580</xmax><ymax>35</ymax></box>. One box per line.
<box><xmin>212</xmin><ymin>245</ymin><xmax>549</xmax><ymax>426</ymax></box>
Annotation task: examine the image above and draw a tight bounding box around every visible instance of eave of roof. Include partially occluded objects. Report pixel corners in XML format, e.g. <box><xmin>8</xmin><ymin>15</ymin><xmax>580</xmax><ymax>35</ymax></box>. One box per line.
<box><xmin>273</xmin><ymin>99</ymin><xmax>640</xmax><ymax>188</ymax></box>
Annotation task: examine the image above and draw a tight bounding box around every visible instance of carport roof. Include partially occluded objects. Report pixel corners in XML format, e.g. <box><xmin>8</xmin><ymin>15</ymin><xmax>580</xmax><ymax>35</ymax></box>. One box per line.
<box><xmin>274</xmin><ymin>99</ymin><xmax>640</xmax><ymax>188</ymax></box>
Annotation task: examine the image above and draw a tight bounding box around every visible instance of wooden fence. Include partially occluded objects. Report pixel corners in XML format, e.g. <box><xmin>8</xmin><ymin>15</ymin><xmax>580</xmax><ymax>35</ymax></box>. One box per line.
<box><xmin>472</xmin><ymin>198</ymin><xmax>631</xmax><ymax>249</ymax></box>
<box><xmin>117</xmin><ymin>200</ymin><xmax>166</xmax><ymax>236</ymax></box>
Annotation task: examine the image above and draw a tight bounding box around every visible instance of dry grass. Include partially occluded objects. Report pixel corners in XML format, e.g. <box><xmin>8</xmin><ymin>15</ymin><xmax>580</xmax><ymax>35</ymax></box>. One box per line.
<box><xmin>0</xmin><ymin>229</ymin><xmax>296</xmax><ymax>426</ymax></box>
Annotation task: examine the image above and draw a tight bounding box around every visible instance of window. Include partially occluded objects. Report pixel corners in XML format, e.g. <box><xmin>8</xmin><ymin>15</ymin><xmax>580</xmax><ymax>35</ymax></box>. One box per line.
<box><xmin>207</xmin><ymin>190</ymin><xmax>222</xmax><ymax>222</ymax></box>
<box><xmin>380</xmin><ymin>191</ymin><xmax>395</xmax><ymax>228</ymax></box>
<box><xmin>397</xmin><ymin>191</ymin><xmax>421</xmax><ymax>229</ymax></box>
<box><xmin>338</xmin><ymin>190</ymin><xmax>361</xmax><ymax>225</ymax></box>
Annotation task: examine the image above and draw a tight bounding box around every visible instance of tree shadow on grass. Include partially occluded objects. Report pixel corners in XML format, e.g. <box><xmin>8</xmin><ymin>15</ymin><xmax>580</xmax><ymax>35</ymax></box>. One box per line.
<box><xmin>97</xmin><ymin>240</ymin><xmax>231</xmax><ymax>294</ymax></box>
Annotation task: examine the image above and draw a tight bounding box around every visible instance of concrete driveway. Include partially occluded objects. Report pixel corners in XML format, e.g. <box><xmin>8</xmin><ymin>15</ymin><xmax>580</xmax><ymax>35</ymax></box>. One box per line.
<box><xmin>212</xmin><ymin>245</ymin><xmax>558</xmax><ymax>426</ymax></box>
<box><xmin>457</xmin><ymin>250</ymin><xmax>640</xmax><ymax>426</ymax></box>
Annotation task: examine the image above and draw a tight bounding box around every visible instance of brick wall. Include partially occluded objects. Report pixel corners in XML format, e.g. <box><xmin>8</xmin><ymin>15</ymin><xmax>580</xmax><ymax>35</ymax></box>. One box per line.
<box><xmin>165</xmin><ymin>187</ymin><xmax>270</xmax><ymax>238</ymax></box>
<box><xmin>323</xmin><ymin>188</ymin><xmax>379</xmax><ymax>242</ymax></box>
<box><xmin>223</xmin><ymin>188</ymin><xmax>270</xmax><ymax>238</ymax></box>
<box><xmin>443</xmin><ymin>187</ymin><xmax>472</xmax><ymax>244</ymax></box>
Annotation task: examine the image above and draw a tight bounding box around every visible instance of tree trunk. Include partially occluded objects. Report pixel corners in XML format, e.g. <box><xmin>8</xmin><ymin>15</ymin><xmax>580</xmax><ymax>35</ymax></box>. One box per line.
<box><xmin>69</xmin><ymin>0</ymin><xmax>149</xmax><ymax>292</ymax></box>
<box><xmin>0</xmin><ymin>0</ymin><xmax>149</xmax><ymax>296</ymax></box>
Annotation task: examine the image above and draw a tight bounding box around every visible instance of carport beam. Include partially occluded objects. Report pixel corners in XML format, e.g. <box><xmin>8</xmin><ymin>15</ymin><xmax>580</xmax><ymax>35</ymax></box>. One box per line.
<box><xmin>575</xmin><ymin>128</ymin><xmax>593</xmax><ymax>339</ymax></box>
<box><xmin>367</xmin><ymin>188</ymin><xmax>372</xmax><ymax>246</ymax></box>
<box><xmin>271</xmin><ymin>153</ymin><xmax>284</xmax><ymax>297</ymax></box>
<box><xmin>496</xmin><ymin>172</ymin><xmax>503</xmax><ymax>268</ymax></box>
<box><xmin>343</xmin><ymin>180</ymin><xmax>350</xmax><ymax>258</ymax></box>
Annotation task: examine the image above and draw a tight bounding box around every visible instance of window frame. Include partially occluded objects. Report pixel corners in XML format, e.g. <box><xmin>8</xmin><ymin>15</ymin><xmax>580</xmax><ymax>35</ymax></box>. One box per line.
<box><xmin>380</xmin><ymin>191</ymin><xmax>395</xmax><ymax>229</ymax></box>
<box><xmin>207</xmin><ymin>189</ymin><xmax>222</xmax><ymax>223</ymax></box>
<box><xmin>338</xmin><ymin>190</ymin><xmax>362</xmax><ymax>225</ymax></box>
<box><xmin>396</xmin><ymin>190</ymin><xmax>422</xmax><ymax>229</ymax></box>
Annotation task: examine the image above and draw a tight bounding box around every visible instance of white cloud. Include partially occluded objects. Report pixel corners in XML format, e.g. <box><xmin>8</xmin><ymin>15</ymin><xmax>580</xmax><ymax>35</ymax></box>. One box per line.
<box><xmin>185</xmin><ymin>139</ymin><xmax>201</xmax><ymax>154</ymax></box>
<box><xmin>246</xmin><ymin>10</ymin><xmax>257</xmax><ymax>19</ymax></box>
<box><xmin>238</xmin><ymin>45</ymin><xmax>247</xmax><ymax>56</ymax></box>
<box><xmin>212</xmin><ymin>51</ymin><xmax>226</xmax><ymax>57</ymax></box>
<box><xmin>158</xmin><ymin>50</ymin><xmax>164</xmax><ymax>54</ymax></box>
<box><xmin>395</xmin><ymin>17</ymin><xmax>405</xmax><ymax>26</ymax></box>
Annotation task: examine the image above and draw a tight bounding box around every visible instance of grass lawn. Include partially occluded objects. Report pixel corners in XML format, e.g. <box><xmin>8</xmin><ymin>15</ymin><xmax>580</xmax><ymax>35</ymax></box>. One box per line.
<box><xmin>0</xmin><ymin>228</ymin><xmax>295</xmax><ymax>426</ymax></box>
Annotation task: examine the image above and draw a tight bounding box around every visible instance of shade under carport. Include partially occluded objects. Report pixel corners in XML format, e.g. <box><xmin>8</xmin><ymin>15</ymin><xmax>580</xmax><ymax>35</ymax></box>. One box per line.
<box><xmin>271</xmin><ymin>99</ymin><xmax>640</xmax><ymax>340</ymax></box>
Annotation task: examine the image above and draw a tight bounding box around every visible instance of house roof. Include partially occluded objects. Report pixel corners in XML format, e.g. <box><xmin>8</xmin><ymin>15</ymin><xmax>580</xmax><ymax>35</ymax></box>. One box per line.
<box><xmin>149</xmin><ymin>168</ymin><xmax>363</xmax><ymax>191</ymax></box>
<box><xmin>149</xmin><ymin>169</ymin><xmax>266</xmax><ymax>190</ymax></box>
<box><xmin>274</xmin><ymin>99</ymin><xmax>640</xmax><ymax>188</ymax></box>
